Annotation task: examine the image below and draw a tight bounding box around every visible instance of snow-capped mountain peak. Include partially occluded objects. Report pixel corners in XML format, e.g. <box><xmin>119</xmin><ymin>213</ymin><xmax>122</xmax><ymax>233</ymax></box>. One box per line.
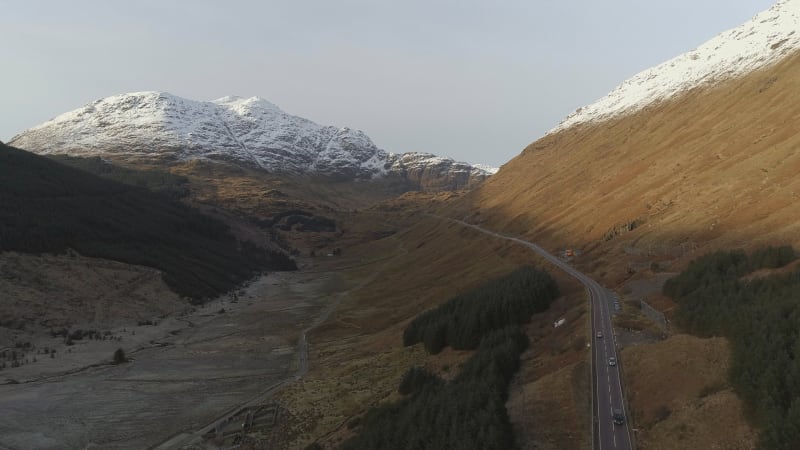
<box><xmin>214</xmin><ymin>95</ymin><xmax>283</xmax><ymax>114</ymax></box>
<box><xmin>550</xmin><ymin>0</ymin><xmax>800</xmax><ymax>134</ymax></box>
<box><xmin>472</xmin><ymin>164</ymin><xmax>500</xmax><ymax>175</ymax></box>
<box><xmin>10</xmin><ymin>92</ymin><xmax>492</xmax><ymax>191</ymax></box>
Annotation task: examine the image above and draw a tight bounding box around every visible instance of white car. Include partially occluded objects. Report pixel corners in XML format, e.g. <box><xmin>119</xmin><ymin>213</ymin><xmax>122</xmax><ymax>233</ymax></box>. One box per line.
<box><xmin>596</xmin><ymin>331</ymin><xmax>603</xmax><ymax>339</ymax></box>
<box><xmin>608</xmin><ymin>357</ymin><xmax>617</xmax><ymax>366</ymax></box>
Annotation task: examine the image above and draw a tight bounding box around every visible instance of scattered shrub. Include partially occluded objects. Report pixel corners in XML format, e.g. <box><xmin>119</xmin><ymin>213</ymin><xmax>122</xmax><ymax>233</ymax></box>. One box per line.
<box><xmin>113</xmin><ymin>348</ymin><xmax>127</xmax><ymax>364</ymax></box>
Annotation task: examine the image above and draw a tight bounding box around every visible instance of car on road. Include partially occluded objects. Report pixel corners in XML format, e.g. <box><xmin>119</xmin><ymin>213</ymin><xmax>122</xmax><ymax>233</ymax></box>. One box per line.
<box><xmin>596</xmin><ymin>331</ymin><xmax>603</xmax><ymax>338</ymax></box>
<box><xmin>612</xmin><ymin>409</ymin><xmax>625</xmax><ymax>425</ymax></box>
<box><xmin>608</xmin><ymin>356</ymin><xmax>617</xmax><ymax>366</ymax></box>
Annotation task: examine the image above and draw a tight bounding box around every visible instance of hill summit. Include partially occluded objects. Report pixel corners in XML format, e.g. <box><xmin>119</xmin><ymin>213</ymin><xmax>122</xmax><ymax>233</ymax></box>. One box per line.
<box><xmin>11</xmin><ymin>92</ymin><xmax>493</xmax><ymax>191</ymax></box>
<box><xmin>552</xmin><ymin>0</ymin><xmax>799</xmax><ymax>134</ymax></box>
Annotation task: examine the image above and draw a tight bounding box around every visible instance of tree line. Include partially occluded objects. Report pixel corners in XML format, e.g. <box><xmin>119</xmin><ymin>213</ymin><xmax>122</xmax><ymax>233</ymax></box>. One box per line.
<box><xmin>338</xmin><ymin>267</ymin><xmax>560</xmax><ymax>450</ymax></box>
<box><xmin>664</xmin><ymin>245</ymin><xmax>799</xmax><ymax>449</ymax></box>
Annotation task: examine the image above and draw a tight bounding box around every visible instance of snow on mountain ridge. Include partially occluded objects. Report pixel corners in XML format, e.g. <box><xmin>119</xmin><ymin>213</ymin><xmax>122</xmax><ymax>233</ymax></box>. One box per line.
<box><xmin>10</xmin><ymin>91</ymin><xmax>492</xmax><ymax>189</ymax></box>
<box><xmin>550</xmin><ymin>0</ymin><xmax>800</xmax><ymax>134</ymax></box>
<box><xmin>472</xmin><ymin>164</ymin><xmax>499</xmax><ymax>175</ymax></box>
<box><xmin>214</xmin><ymin>95</ymin><xmax>282</xmax><ymax>113</ymax></box>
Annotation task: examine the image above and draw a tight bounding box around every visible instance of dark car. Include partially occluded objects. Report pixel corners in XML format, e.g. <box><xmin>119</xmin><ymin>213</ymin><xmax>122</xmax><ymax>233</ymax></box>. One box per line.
<box><xmin>612</xmin><ymin>409</ymin><xmax>625</xmax><ymax>425</ymax></box>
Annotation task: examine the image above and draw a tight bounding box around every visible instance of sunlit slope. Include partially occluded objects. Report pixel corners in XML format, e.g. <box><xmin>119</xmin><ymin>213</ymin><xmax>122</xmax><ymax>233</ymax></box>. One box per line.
<box><xmin>465</xmin><ymin>51</ymin><xmax>800</xmax><ymax>265</ymax></box>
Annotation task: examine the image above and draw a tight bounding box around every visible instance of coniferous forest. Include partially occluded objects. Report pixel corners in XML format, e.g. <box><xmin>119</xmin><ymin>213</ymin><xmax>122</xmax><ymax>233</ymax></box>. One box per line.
<box><xmin>339</xmin><ymin>267</ymin><xmax>560</xmax><ymax>450</ymax></box>
<box><xmin>664</xmin><ymin>246</ymin><xmax>799</xmax><ymax>449</ymax></box>
<box><xmin>0</xmin><ymin>143</ymin><xmax>296</xmax><ymax>300</ymax></box>
<box><xmin>403</xmin><ymin>266</ymin><xmax>560</xmax><ymax>353</ymax></box>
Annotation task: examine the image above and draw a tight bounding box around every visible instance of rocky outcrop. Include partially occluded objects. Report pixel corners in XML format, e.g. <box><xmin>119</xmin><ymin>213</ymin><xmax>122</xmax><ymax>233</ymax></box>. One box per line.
<box><xmin>387</xmin><ymin>152</ymin><xmax>488</xmax><ymax>191</ymax></box>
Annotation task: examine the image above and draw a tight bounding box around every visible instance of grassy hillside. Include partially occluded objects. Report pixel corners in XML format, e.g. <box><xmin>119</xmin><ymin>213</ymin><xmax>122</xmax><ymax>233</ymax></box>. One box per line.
<box><xmin>0</xmin><ymin>142</ymin><xmax>296</xmax><ymax>300</ymax></box>
<box><xmin>439</xmin><ymin>47</ymin><xmax>800</xmax><ymax>450</ymax></box>
<box><xmin>49</xmin><ymin>154</ymin><xmax>191</xmax><ymax>199</ymax></box>
<box><xmin>268</xmin><ymin>211</ymin><xmax>588</xmax><ymax>449</ymax></box>
<box><xmin>664</xmin><ymin>247</ymin><xmax>799</xmax><ymax>449</ymax></box>
<box><xmin>458</xmin><ymin>50</ymin><xmax>800</xmax><ymax>283</ymax></box>
<box><xmin>342</xmin><ymin>267</ymin><xmax>559</xmax><ymax>449</ymax></box>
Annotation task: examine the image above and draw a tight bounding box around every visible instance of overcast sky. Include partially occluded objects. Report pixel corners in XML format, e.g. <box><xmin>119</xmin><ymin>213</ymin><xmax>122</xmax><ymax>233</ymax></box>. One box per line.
<box><xmin>1</xmin><ymin>1</ymin><xmax>776</xmax><ymax>166</ymax></box>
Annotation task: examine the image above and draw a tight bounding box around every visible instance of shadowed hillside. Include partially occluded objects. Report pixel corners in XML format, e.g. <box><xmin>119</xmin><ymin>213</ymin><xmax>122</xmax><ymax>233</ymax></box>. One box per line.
<box><xmin>0</xmin><ymin>142</ymin><xmax>296</xmax><ymax>300</ymax></box>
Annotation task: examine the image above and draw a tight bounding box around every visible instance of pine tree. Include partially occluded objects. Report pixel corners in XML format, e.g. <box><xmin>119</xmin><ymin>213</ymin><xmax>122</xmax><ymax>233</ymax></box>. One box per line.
<box><xmin>113</xmin><ymin>348</ymin><xmax>127</xmax><ymax>364</ymax></box>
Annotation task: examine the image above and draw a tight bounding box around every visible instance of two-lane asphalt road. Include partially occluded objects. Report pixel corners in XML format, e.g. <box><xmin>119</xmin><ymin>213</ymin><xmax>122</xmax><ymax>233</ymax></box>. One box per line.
<box><xmin>448</xmin><ymin>218</ymin><xmax>634</xmax><ymax>450</ymax></box>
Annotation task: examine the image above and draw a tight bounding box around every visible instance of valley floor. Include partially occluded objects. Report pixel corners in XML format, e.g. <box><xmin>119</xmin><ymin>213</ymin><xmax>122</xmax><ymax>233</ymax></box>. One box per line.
<box><xmin>0</xmin><ymin>265</ymin><xmax>341</xmax><ymax>449</ymax></box>
<box><xmin>1</xmin><ymin>212</ymin><xmax>606</xmax><ymax>450</ymax></box>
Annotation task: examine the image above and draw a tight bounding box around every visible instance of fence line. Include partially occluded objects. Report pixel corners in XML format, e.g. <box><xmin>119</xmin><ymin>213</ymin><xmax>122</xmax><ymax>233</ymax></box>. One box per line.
<box><xmin>640</xmin><ymin>299</ymin><xmax>667</xmax><ymax>329</ymax></box>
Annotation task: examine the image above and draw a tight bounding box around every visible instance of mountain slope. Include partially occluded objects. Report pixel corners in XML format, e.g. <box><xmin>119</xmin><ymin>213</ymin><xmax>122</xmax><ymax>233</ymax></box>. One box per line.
<box><xmin>0</xmin><ymin>142</ymin><xmax>296</xmax><ymax>300</ymax></box>
<box><xmin>10</xmin><ymin>92</ymin><xmax>491</xmax><ymax>191</ymax></box>
<box><xmin>552</xmin><ymin>0</ymin><xmax>799</xmax><ymax>134</ymax></box>
<box><xmin>451</xmin><ymin>5</ymin><xmax>799</xmax><ymax>447</ymax></box>
<box><xmin>461</xmin><ymin>1</ymin><xmax>800</xmax><ymax>283</ymax></box>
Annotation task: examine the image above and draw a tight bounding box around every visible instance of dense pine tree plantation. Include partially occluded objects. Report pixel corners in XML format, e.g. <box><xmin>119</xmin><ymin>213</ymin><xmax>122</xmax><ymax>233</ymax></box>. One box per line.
<box><xmin>403</xmin><ymin>266</ymin><xmax>559</xmax><ymax>353</ymax></box>
<box><xmin>340</xmin><ymin>267</ymin><xmax>559</xmax><ymax>450</ymax></box>
<box><xmin>664</xmin><ymin>246</ymin><xmax>799</xmax><ymax>449</ymax></box>
<box><xmin>0</xmin><ymin>143</ymin><xmax>296</xmax><ymax>300</ymax></box>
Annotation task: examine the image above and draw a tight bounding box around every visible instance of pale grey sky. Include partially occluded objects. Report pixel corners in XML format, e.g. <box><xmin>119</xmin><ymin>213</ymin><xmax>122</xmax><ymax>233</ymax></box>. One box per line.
<box><xmin>1</xmin><ymin>1</ymin><xmax>776</xmax><ymax>166</ymax></box>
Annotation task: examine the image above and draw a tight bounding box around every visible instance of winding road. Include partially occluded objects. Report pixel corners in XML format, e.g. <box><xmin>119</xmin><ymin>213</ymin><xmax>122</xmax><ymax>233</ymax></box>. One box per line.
<box><xmin>448</xmin><ymin>218</ymin><xmax>634</xmax><ymax>450</ymax></box>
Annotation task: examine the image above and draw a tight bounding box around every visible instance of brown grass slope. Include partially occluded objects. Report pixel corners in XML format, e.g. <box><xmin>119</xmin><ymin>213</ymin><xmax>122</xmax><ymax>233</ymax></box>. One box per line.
<box><xmin>461</xmin><ymin>50</ymin><xmax>800</xmax><ymax>282</ymax></box>
<box><xmin>441</xmin><ymin>49</ymin><xmax>800</xmax><ymax>450</ymax></box>
<box><xmin>622</xmin><ymin>335</ymin><xmax>756</xmax><ymax>450</ymax></box>
<box><xmin>267</xmin><ymin>211</ymin><xmax>589</xmax><ymax>450</ymax></box>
